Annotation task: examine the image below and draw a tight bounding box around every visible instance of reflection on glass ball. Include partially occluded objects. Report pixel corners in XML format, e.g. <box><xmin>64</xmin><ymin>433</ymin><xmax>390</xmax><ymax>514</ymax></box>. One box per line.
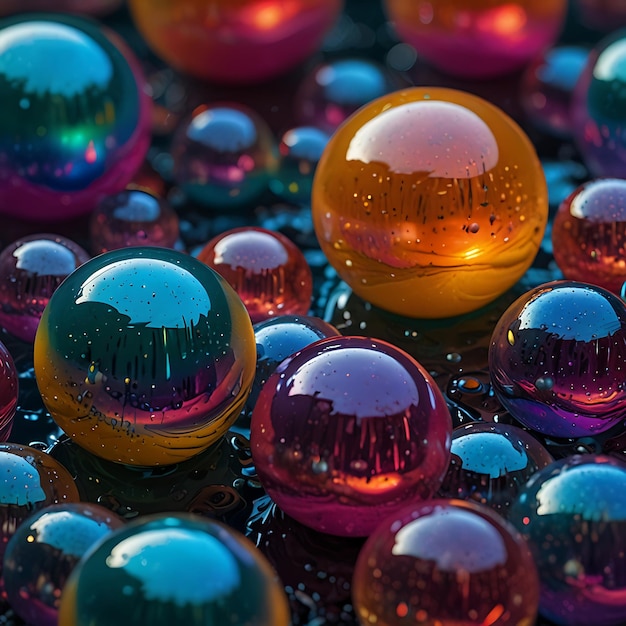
<box><xmin>251</xmin><ymin>336</ymin><xmax>452</xmax><ymax>536</ymax></box>
<box><xmin>0</xmin><ymin>15</ymin><xmax>151</xmax><ymax>221</ymax></box>
<box><xmin>312</xmin><ymin>87</ymin><xmax>548</xmax><ymax>319</ymax></box>
<box><xmin>489</xmin><ymin>281</ymin><xmax>626</xmax><ymax>438</ymax></box>
<box><xmin>352</xmin><ymin>499</ymin><xmax>540</xmax><ymax>626</ymax></box>
<box><xmin>33</xmin><ymin>247</ymin><xmax>256</xmax><ymax>467</ymax></box>
<box><xmin>58</xmin><ymin>514</ymin><xmax>291</xmax><ymax>626</ymax></box>
<box><xmin>0</xmin><ymin>339</ymin><xmax>18</xmax><ymax>441</ymax></box>
<box><xmin>0</xmin><ymin>234</ymin><xmax>90</xmax><ymax>342</ymax></box>
<box><xmin>3</xmin><ymin>503</ymin><xmax>125</xmax><ymax>626</ymax></box>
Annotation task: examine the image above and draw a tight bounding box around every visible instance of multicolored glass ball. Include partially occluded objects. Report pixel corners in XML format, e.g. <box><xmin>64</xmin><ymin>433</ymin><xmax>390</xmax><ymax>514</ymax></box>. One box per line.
<box><xmin>312</xmin><ymin>87</ymin><xmax>549</xmax><ymax>319</ymax></box>
<box><xmin>352</xmin><ymin>499</ymin><xmax>540</xmax><ymax>626</ymax></box>
<box><xmin>0</xmin><ymin>15</ymin><xmax>152</xmax><ymax>221</ymax></box>
<box><xmin>58</xmin><ymin>514</ymin><xmax>291</xmax><ymax>626</ymax></box>
<box><xmin>489</xmin><ymin>280</ymin><xmax>626</xmax><ymax>438</ymax></box>
<box><xmin>251</xmin><ymin>336</ymin><xmax>452</xmax><ymax>536</ymax></box>
<box><xmin>33</xmin><ymin>247</ymin><xmax>256</xmax><ymax>467</ymax></box>
<box><xmin>0</xmin><ymin>339</ymin><xmax>18</xmax><ymax>441</ymax></box>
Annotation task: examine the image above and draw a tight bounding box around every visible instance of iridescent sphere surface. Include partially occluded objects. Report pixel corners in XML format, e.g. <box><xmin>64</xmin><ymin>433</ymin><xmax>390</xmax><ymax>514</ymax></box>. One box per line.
<box><xmin>509</xmin><ymin>455</ymin><xmax>626</xmax><ymax>626</ymax></box>
<box><xmin>3</xmin><ymin>503</ymin><xmax>125</xmax><ymax>626</ymax></box>
<box><xmin>552</xmin><ymin>179</ymin><xmax>626</xmax><ymax>294</ymax></box>
<box><xmin>0</xmin><ymin>16</ymin><xmax>152</xmax><ymax>221</ymax></box>
<box><xmin>0</xmin><ymin>340</ymin><xmax>18</xmax><ymax>441</ymax></box>
<box><xmin>0</xmin><ymin>234</ymin><xmax>90</xmax><ymax>342</ymax></box>
<box><xmin>33</xmin><ymin>247</ymin><xmax>256</xmax><ymax>467</ymax></box>
<box><xmin>172</xmin><ymin>104</ymin><xmax>277</xmax><ymax>209</ymax></box>
<box><xmin>58</xmin><ymin>514</ymin><xmax>291</xmax><ymax>626</ymax></box>
<box><xmin>352</xmin><ymin>499</ymin><xmax>540</xmax><ymax>626</ymax></box>
<box><xmin>439</xmin><ymin>422</ymin><xmax>553</xmax><ymax>512</ymax></box>
<box><xmin>250</xmin><ymin>336</ymin><xmax>452</xmax><ymax>536</ymax></box>
<box><xmin>489</xmin><ymin>280</ymin><xmax>626</xmax><ymax>438</ymax></box>
<box><xmin>312</xmin><ymin>87</ymin><xmax>549</xmax><ymax>319</ymax></box>
<box><xmin>197</xmin><ymin>227</ymin><xmax>313</xmax><ymax>324</ymax></box>
<box><xmin>89</xmin><ymin>190</ymin><xmax>180</xmax><ymax>255</ymax></box>
<box><xmin>384</xmin><ymin>0</ymin><xmax>567</xmax><ymax>79</ymax></box>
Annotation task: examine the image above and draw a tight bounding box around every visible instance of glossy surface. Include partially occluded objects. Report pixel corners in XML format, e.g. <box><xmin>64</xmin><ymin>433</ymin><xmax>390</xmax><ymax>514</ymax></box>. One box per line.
<box><xmin>385</xmin><ymin>0</ymin><xmax>567</xmax><ymax>79</ymax></box>
<box><xmin>251</xmin><ymin>336</ymin><xmax>452</xmax><ymax>536</ymax></box>
<box><xmin>352</xmin><ymin>499</ymin><xmax>540</xmax><ymax>626</ymax></box>
<box><xmin>509</xmin><ymin>455</ymin><xmax>626</xmax><ymax>626</ymax></box>
<box><xmin>0</xmin><ymin>234</ymin><xmax>90</xmax><ymax>342</ymax></box>
<box><xmin>3</xmin><ymin>503</ymin><xmax>124</xmax><ymax>626</ymax></box>
<box><xmin>0</xmin><ymin>340</ymin><xmax>17</xmax><ymax>441</ymax></box>
<box><xmin>312</xmin><ymin>87</ymin><xmax>549</xmax><ymax>319</ymax></box>
<box><xmin>33</xmin><ymin>247</ymin><xmax>256</xmax><ymax>466</ymax></box>
<box><xmin>58</xmin><ymin>514</ymin><xmax>291</xmax><ymax>626</ymax></box>
<box><xmin>489</xmin><ymin>281</ymin><xmax>626</xmax><ymax>438</ymax></box>
<box><xmin>0</xmin><ymin>16</ymin><xmax>151</xmax><ymax>221</ymax></box>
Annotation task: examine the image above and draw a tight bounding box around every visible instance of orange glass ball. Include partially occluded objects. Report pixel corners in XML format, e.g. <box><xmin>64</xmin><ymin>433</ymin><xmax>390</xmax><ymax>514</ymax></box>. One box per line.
<box><xmin>311</xmin><ymin>87</ymin><xmax>548</xmax><ymax>319</ymax></box>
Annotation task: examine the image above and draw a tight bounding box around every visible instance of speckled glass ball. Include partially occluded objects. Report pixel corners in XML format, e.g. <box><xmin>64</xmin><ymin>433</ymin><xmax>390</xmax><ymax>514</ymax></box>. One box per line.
<box><xmin>312</xmin><ymin>87</ymin><xmax>549</xmax><ymax>319</ymax></box>
<box><xmin>89</xmin><ymin>190</ymin><xmax>180</xmax><ymax>255</ymax></box>
<box><xmin>128</xmin><ymin>0</ymin><xmax>343</xmax><ymax>84</ymax></box>
<box><xmin>352</xmin><ymin>499</ymin><xmax>540</xmax><ymax>626</ymax></box>
<box><xmin>384</xmin><ymin>0</ymin><xmax>567</xmax><ymax>79</ymax></box>
<box><xmin>58</xmin><ymin>514</ymin><xmax>291</xmax><ymax>626</ymax></box>
<box><xmin>489</xmin><ymin>280</ymin><xmax>626</xmax><ymax>438</ymax></box>
<box><xmin>0</xmin><ymin>15</ymin><xmax>151</xmax><ymax>221</ymax></box>
<box><xmin>197</xmin><ymin>227</ymin><xmax>313</xmax><ymax>324</ymax></box>
<box><xmin>33</xmin><ymin>247</ymin><xmax>256</xmax><ymax>467</ymax></box>
<box><xmin>3</xmin><ymin>503</ymin><xmax>125</xmax><ymax>626</ymax></box>
<box><xmin>439</xmin><ymin>422</ymin><xmax>553</xmax><ymax>512</ymax></box>
<box><xmin>250</xmin><ymin>336</ymin><xmax>452</xmax><ymax>536</ymax></box>
<box><xmin>172</xmin><ymin>104</ymin><xmax>278</xmax><ymax>210</ymax></box>
<box><xmin>509</xmin><ymin>455</ymin><xmax>626</xmax><ymax>626</ymax></box>
<box><xmin>0</xmin><ymin>339</ymin><xmax>18</xmax><ymax>441</ymax></box>
<box><xmin>0</xmin><ymin>234</ymin><xmax>90</xmax><ymax>343</ymax></box>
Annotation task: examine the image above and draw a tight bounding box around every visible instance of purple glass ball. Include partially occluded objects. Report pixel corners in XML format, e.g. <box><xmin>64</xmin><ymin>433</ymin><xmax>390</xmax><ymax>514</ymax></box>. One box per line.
<box><xmin>0</xmin><ymin>339</ymin><xmax>17</xmax><ymax>441</ymax></box>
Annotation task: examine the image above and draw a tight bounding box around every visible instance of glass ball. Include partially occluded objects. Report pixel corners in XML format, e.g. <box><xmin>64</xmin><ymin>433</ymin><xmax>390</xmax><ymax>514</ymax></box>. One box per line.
<box><xmin>352</xmin><ymin>499</ymin><xmax>540</xmax><ymax>626</ymax></box>
<box><xmin>250</xmin><ymin>336</ymin><xmax>452</xmax><ymax>536</ymax></box>
<box><xmin>439</xmin><ymin>422</ymin><xmax>553</xmax><ymax>513</ymax></box>
<box><xmin>0</xmin><ymin>234</ymin><xmax>90</xmax><ymax>343</ymax></box>
<box><xmin>128</xmin><ymin>0</ymin><xmax>343</xmax><ymax>84</ymax></box>
<box><xmin>0</xmin><ymin>15</ymin><xmax>152</xmax><ymax>221</ymax></box>
<box><xmin>58</xmin><ymin>514</ymin><xmax>291</xmax><ymax>626</ymax></box>
<box><xmin>3</xmin><ymin>503</ymin><xmax>125</xmax><ymax>626</ymax></box>
<box><xmin>384</xmin><ymin>0</ymin><xmax>568</xmax><ymax>79</ymax></box>
<box><xmin>489</xmin><ymin>280</ymin><xmax>626</xmax><ymax>438</ymax></box>
<box><xmin>33</xmin><ymin>247</ymin><xmax>256</xmax><ymax>467</ymax></box>
<box><xmin>197</xmin><ymin>227</ymin><xmax>313</xmax><ymax>324</ymax></box>
<box><xmin>89</xmin><ymin>190</ymin><xmax>180</xmax><ymax>255</ymax></box>
<box><xmin>311</xmin><ymin>87</ymin><xmax>549</xmax><ymax>319</ymax></box>
<box><xmin>509</xmin><ymin>454</ymin><xmax>626</xmax><ymax>626</ymax></box>
<box><xmin>172</xmin><ymin>104</ymin><xmax>278</xmax><ymax>210</ymax></box>
<box><xmin>0</xmin><ymin>339</ymin><xmax>18</xmax><ymax>442</ymax></box>
<box><xmin>0</xmin><ymin>0</ymin><xmax>123</xmax><ymax>16</ymax></box>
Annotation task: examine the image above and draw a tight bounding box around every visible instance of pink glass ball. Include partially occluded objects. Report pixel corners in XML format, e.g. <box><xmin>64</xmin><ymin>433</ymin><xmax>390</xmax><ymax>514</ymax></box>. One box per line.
<box><xmin>250</xmin><ymin>336</ymin><xmax>452</xmax><ymax>537</ymax></box>
<box><xmin>0</xmin><ymin>340</ymin><xmax>17</xmax><ymax>441</ymax></box>
<box><xmin>198</xmin><ymin>227</ymin><xmax>313</xmax><ymax>324</ymax></box>
<box><xmin>0</xmin><ymin>234</ymin><xmax>90</xmax><ymax>343</ymax></box>
<box><xmin>352</xmin><ymin>499</ymin><xmax>540</xmax><ymax>626</ymax></box>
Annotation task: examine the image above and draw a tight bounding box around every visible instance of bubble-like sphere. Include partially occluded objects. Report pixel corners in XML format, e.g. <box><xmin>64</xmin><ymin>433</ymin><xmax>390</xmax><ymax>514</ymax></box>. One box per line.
<box><xmin>0</xmin><ymin>15</ymin><xmax>151</xmax><ymax>221</ymax></box>
<box><xmin>312</xmin><ymin>87</ymin><xmax>549</xmax><ymax>319</ymax></box>
<box><xmin>0</xmin><ymin>339</ymin><xmax>18</xmax><ymax>441</ymax></box>
<box><xmin>352</xmin><ymin>499</ymin><xmax>540</xmax><ymax>626</ymax></box>
<box><xmin>197</xmin><ymin>227</ymin><xmax>313</xmax><ymax>324</ymax></box>
<box><xmin>3</xmin><ymin>503</ymin><xmax>125</xmax><ymax>626</ymax></box>
<box><xmin>489</xmin><ymin>280</ymin><xmax>626</xmax><ymax>438</ymax></box>
<box><xmin>0</xmin><ymin>234</ymin><xmax>90</xmax><ymax>342</ymax></box>
<box><xmin>251</xmin><ymin>336</ymin><xmax>452</xmax><ymax>536</ymax></box>
<box><xmin>384</xmin><ymin>0</ymin><xmax>567</xmax><ymax>79</ymax></box>
<box><xmin>33</xmin><ymin>247</ymin><xmax>256</xmax><ymax>467</ymax></box>
<box><xmin>509</xmin><ymin>455</ymin><xmax>626</xmax><ymax>626</ymax></box>
<box><xmin>58</xmin><ymin>513</ymin><xmax>291</xmax><ymax>626</ymax></box>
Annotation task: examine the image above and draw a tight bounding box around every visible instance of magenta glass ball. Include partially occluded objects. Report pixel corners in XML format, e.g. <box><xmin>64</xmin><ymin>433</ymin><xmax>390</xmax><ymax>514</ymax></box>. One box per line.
<box><xmin>198</xmin><ymin>227</ymin><xmax>313</xmax><ymax>324</ymax></box>
<box><xmin>0</xmin><ymin>340</ymin><xmax>17</xmax><ymax>441</ymax></box>
<box><xmin>489</xmin><ymin>280</ymin><xmax>626</xmax><ymax>438</ymax></box>
<box><xmin>250</xmin><ymin>336</ymin><xmax>452</xmax><ymax>536</ymax></box>
<box><xmin>0</xmin><ymin>234</ymin><xmax>90</xmax><ymax>343</ymax></box>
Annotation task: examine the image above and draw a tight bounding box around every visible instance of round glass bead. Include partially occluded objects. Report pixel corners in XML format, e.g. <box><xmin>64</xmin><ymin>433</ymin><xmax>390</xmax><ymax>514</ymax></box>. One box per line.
<box><xmin>250</xmin><ymin>336</ymin><xmax>452</xmax><ymax>536</ymax></box>
<box><xmin>311</xmin><ymin>87</ymin><xmax>549</xmax><ymax>319</ymax></box>
<box><xmin>33</xmin><ymin>247</ymin><xmax>256</xmax><ymax>467</ymax></box>
<box><xmin>489</xmin><ymin>280</ymin><xmax>626</xmax><ymax>438</ymax></box>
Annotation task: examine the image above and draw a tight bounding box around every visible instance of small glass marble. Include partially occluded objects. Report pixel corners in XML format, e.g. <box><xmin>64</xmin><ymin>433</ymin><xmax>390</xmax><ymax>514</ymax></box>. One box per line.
<box><xmin>0</xmin><ymin>339</ymin><xmax>17</xmax><ymax>441</ymax></box>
